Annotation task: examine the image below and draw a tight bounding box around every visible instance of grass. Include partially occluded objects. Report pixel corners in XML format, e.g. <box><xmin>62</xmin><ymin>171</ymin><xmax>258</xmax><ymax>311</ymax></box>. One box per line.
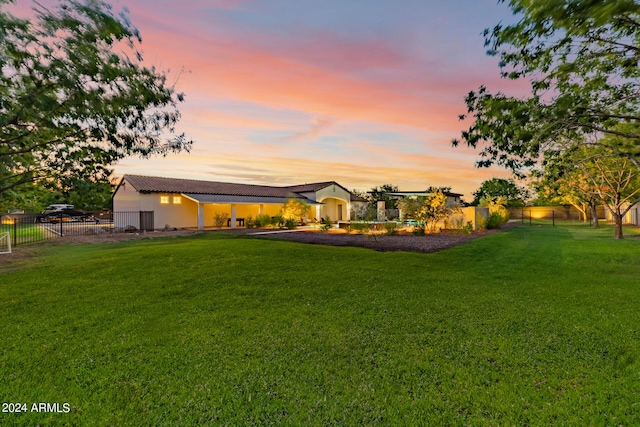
<box><xmin>1</xmin><ymin>224</ymin><xmax>639</xmax><ymax>425</ymax></box>
<box><xmin>0</xmin><ymin>223</ymin><xmax>54</xmax><ymax>245</ymax></box>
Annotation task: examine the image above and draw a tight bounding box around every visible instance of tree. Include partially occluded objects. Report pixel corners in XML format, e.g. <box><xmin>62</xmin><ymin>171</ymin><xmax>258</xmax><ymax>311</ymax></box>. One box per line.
<box><xmin>281</xmin><ymin>199</ymin><xmax>310</xmax><ymax>222</ymax></box>
<box><xmin>0</xmin><ymin>0</ymin><xmax>191</xmax><ymax>198</ymax></box>
<box><xmin>397</xmin><ymin>190</ymin><xmax>461</xmax><ymax>233</ymax></box>
<box><xmin>367</xmin><ymin>184</ymin><xmax>399</xmax><ymax>209</ymax></box>
<box><xmin>453</xmin><ymin>1</ymin><xmax>640</xmax><ymax>174</ymax></box>
<box><xmin>472</xmin><ymin>178</ymin><xmax>527</xmax><ymax>207</ymax></box>
<box><xmin>575</xmin><ymin>146</ymin><xmax>640</xmax><ymax>239</ymax></box>
<box><xmin>533</xmin><ymin>151</ymin><xmax>600</xmax><ymax>226</ymax></box>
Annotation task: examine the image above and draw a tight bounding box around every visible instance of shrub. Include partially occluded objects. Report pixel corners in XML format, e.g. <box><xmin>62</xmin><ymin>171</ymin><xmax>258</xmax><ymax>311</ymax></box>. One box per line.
<box><xmin>463</xmin><ymin>221</ymin><xmax>474</xmax><ymax>234</ymax></box>
<box><xmin>412</xmin><ymin>227</ymin><xmax>425</xmax><ymax>236</ymax></box>
<box><xmin>486</xmin><ymin>212</ymin><xmax>504</xmax><ymax>229</ymax></box>
<box><xmin>385</xmin><ymin>222</ymin><xmax>398</xmax><ymax>235</ymax></box>
<box><xmin>213</xmin><ymin>212</ymin><xmax>229</xmax><ymax>228</ymax></box>
<box><xmin>281</xmin><ymin>199</ymin><xmax>310</xmax><ymax>223</ymax></box>
<box><xmin>400</xmin><ymin>191</ymin><xmax>461</xmax><ymax>233</ymax></box>
<box><xmin>321</xmin><ymin>216</ymin><xmax>332</xmax><ymax>231</ymax></box>
<box><xmin>271</xmin><ymin>214</ymin><xmax>284</xmax><ymax>228</ymax></box>
<box><xmin>253</xmin><ymin>214</ymin><xmax>272</xmax><ymax>228</ymax></box>
<box><xmin>284</xmin><ymin>218</ymin><xmax>297</xmax><ymax>229</ymax></box>
<box><xmin>350</xmin><ymin>221</ymin><xmax>371</xmax><ymax>234</ymax></box>
<box><xmin>245</xmin><ymin>215</ymin><xmax>255</xmax><ymax>228</ymax></box>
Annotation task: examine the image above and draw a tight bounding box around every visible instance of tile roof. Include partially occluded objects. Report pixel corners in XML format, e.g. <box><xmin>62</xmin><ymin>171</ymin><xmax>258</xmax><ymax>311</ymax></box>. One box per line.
<box><xmin>283</xmin><ymin>182</ymin><xmax>336</xmax><ymax>193</ymax></box>
<box><xmin>122</xmin><ymin>175</ymin><xmax>360</xmax><ymax>201</ymax></box>
<box><xmin>350</xmin><ymin>194</ymin><xmax>368</xmax><ymax>202</ymax></box>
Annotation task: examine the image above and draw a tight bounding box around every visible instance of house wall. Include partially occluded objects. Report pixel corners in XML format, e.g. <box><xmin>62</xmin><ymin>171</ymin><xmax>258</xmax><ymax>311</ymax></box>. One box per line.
<box><xmin>319</xmin><ymin>198</ymin><xmax>344</xmax><ymax>221</ymax></box>
<box><xmin>203</xmin><ymin>203</ymin><xmax>283</xmax><ymax>227</ymax></box>
<box><xmin>112</xmin><ymin>186</ymin><xmax>198</xmax><ymax>229</ymax></box>
<box><xmin>143</xmin><ymin>193</ymin><xmax>198</xmax><ymax>229</ymax></box>
<box><xmin>113</xmin><ymin>179</ymin><xmax>142</xmax><ymax>212</ymax></box>
<box><xmin>314</xmin><ymin>185</ymin><xmax>350</xmax><ymax>221</ymax></box>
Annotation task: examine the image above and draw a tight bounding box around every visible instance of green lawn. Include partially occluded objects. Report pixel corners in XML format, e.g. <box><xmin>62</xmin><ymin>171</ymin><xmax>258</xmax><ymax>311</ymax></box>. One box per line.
<box><xmin>1</xmin><ymin>225</ymin><xmax>639</xmax><ymax>425</ymax></box>
<box><xmin>0</xmin><ymin>223</ymin><xmax>54</xmax><ymax>245</ymax></box>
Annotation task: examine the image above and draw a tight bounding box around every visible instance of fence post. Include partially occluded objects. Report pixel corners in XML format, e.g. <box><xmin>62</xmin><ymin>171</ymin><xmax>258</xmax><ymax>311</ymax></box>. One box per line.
<box><xmin>552</xmin><ymin>210</ymin><xmax>555</xmax><ymax>226</ymax></box>
<box><xmin>60</xmin><ymin>219</ymin><xmax>63</xmax><ymax>237</ymax></box>
<box><xmin>521</xmin><ymin>207</ymin><xmax>524</xmax><ymax>224</ymax></box>
<box><xmin>13</xmin><ymin>220</ymin><xmax>17</xmax><ymax>247</ymax></box>
<box><xmin>529</xmin><ymin>210</ymin><xmax>532</xmax><ymax>226</ymax></box>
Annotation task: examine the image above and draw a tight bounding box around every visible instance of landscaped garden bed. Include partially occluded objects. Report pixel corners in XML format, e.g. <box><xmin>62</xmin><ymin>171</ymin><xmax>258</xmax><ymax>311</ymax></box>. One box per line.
<box><xmin>251</xmin><ymin>226</ymin><xmax>509</xmax><ymax>253</ymax></box>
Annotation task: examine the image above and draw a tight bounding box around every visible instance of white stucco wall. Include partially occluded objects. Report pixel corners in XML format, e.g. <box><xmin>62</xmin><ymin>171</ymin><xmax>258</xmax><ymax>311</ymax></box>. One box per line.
<box><xmin>314</xmin><ymin>185</ymin><xmax>350</xmax><ymax>221</ymax></box>
<box><xmin>113</xmin><ymin>179</ymin><xmax>142</xmax><ymax>212</ymax></box>
<box><xmin>142</xmin><ymin>193</ymin><xmax>198</xmax><ymax>229</ymax></box>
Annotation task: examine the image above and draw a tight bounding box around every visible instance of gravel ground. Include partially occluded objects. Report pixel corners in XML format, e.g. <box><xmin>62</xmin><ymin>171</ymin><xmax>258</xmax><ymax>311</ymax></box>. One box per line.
<box><xmin>249</xmin><ymin>227</ymin><xmax>511</xmax><ymax>253</ymax></box>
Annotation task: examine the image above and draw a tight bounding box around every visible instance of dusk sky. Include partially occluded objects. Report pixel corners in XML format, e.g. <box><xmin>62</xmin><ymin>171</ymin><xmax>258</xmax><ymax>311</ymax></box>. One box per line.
<box><xmin>26</xmin><ymin>0</ymin><xmax>530</xmax><ymax>199</ymax></box>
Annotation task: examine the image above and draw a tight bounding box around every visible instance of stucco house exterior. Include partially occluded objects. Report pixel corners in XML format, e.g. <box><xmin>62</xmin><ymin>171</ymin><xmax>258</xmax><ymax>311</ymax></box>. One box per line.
<box><xmin>113</xmin><ymin>174</ymin><xmax>367</xmax><ymax>230</ymax></box>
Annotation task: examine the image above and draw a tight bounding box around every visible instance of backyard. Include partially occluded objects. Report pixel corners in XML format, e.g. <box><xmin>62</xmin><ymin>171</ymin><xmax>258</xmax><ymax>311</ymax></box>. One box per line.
<box><xmin>1</xmin><ymin>224</ymin><xmax>639</xmax><ymax>425</ymax></box>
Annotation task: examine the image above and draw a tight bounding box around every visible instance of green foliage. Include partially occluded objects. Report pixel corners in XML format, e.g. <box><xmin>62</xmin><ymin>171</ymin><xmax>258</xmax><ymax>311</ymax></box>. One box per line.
<box><xmin>453</xmin><ymin>1</ymin><xmax>640</xmax><ymax>174</ymax></box>
<box><xmin>321</xmin><ymin>216</ymin><xmax>332</xmax><ymax>231</ymax></box>
<box><xmin>572</xmin><ymin>144</ymin><xmax>640</xmax><ymax>238</ymax></box>
<box><xmin>284</xmin><ymin>218</ymin><xmax>297</xmax><ymax>229</ymax></box>
<box><xmin>384</xmin><ymin>222</ymin><xmax>398</xmax><ymax>235</ymax></box>
<box><xmin>213</xmin><ymin>212</ymin><xmax>229</xmax><ymax>228</ymax></box>
<box><xmin>0</xmin><ymin>0</ymin><xmax>191</xmax><ymax>197</ymax></box>
<box><xmin>419</xmin><ymin>191</ymin><xmax>461</xmax><ymax>232</ymax></box>
<box><xmin>281</xmin><ymin>199</ymin><xmax>310</xmax><ymax>223</ymax></box>
<box><xmin>480</xmin><ymin>197</ymin><xmax>510</xmax><ymax>229</ymax></box>
<box><xmin>472</xmin><ymin>178</ymin><xmax>527</xmax><ymax>207</ymax></box>
<box><xmin>366</xmin><ymin>184</ymin><xmax>399</xmax><ymax>209</ymax></box>
<box><xmin>271</xmin><ymin>214</ymin><xmax>284</xmax><ymax>228</ymax></box>
<box><xmin>463</xmin><ymin>221</ymin><xmax>474</xmax><ymax>234</ymax></box>
<box><xmin>252</xmin><ymin>214</ymin><xmax>272</xmax><ymax>228</ymax></box>
<box><xmin>0</xmin><ymin>176</ymin><xmax>114</xmax><ymax>213</ymax></box>
<box><xmin>486</xmin><ymin>212</ymin><xmax>504</xmax><ymax>229</ymax></box>
<box><xmin>397</xmin><ymin>197</ymin><xmax>423</xmax><ymax>220</ymax></box>
<box><xmin>412</xmin><ymin>227</ymin><xmax>425</xmax><ymax>236</ymax></box>
<box><xmin>350</xmin><ymin>203</ymin><xmax>376</xmax><ymax>220</ymax></box>
<box><xmin>349</xmin><ymin>221</ymin><xmax>371</xmax><ymax>234</ymax></box>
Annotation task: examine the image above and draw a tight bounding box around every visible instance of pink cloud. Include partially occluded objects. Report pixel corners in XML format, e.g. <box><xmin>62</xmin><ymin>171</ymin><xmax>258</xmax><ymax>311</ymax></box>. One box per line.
<box><xmin>126</xmin><ymin>7</ymin><xmax>521</xmax><ymax>133</ymax></box>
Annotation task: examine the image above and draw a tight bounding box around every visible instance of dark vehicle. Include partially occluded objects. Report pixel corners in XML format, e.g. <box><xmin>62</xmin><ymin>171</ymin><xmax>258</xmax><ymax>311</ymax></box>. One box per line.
<box><xmin>36</xmin><ymin>208</ymin><xmax>99</xmax><ymax>223</ymax></box>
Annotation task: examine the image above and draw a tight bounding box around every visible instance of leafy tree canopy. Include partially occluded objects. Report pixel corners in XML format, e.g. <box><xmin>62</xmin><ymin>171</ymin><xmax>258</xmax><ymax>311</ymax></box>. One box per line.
<box><xmin>472</xmin><ymin>178</ymin><xmax>527</xmax><ymax>207</ymax></box>
<box><xmin>453</xmin><ymin>0</ymin><xmax>640</xmax><ymax>173</ymax></box>
<box><xmin>397</xmin><ymin>190</ymin><xmax>461</xmax><ymax>232</ymax></box>
<box><xmin>0</xmin><ymin>0</ymin><xmax>191</xmax><ymax>199</ymax></box>
<box><xmin>366</xmin><ymin>184</ymin><xmax>399</xmax><ymax>209</ymax></box>
<box><xmin>0</xmin><ymin>176</ymin><xmax>115</xmax><ymax>213</ymax></box>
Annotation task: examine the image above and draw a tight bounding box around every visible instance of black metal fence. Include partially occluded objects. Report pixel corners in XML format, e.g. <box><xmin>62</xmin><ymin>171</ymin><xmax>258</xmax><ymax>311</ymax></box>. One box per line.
<box><xmin>509</xmin><ymin>206</ymin><xmax>606</xmax><ymax>225</ymax></box>
<box><xmin>0</xmin><ymin>211</ymin><xmax>154</xmax><ymax>247</ymax></box>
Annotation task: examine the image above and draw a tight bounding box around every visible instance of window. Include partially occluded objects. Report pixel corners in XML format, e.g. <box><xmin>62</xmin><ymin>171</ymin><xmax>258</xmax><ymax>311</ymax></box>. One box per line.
<box><xmin>160</xmin><ymin>196</ymin><xmax>169</xmax><ymax>204</ymax></box>
<box><xmin>173</xmin><ymin>196</ymin><xmax>182</xmax><ymax>204</ymax></box>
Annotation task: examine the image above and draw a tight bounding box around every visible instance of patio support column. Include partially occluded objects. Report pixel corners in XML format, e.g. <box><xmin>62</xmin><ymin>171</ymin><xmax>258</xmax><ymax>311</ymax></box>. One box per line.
<box><xmin>315</xmin><ymin>204</ymin><xmax>321</xmax><ymax>221</ymax></box>
<box><xmin>231</xmin><ymin>204</ymin><xmax>237</xmax><ymax>229</ymax></box>
<box><xmin>197</xmin><ymin>203</ymin><xmax>204</xmax><ymax>230</ymax></box>
<box><xmin>377</xmin><ymin>201</ymin><xmax>386</xmax><ymax>221</ymax></box>
<box><xmin>347</xmin><ymin>202</ymin><xmax>351</xmax><ymax>220</ymax></box>
<box><xmin>259</xmin><ymin>204</ymin><xmax>264</xmax><ymax>215</ymax></box>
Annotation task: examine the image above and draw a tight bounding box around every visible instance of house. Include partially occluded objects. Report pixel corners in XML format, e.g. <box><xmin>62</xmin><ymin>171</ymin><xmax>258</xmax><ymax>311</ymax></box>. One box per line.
<box><xmin>112</xmin><ymin>174</ymin><xmax>366</xmax><ymax>230</ymax></box>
